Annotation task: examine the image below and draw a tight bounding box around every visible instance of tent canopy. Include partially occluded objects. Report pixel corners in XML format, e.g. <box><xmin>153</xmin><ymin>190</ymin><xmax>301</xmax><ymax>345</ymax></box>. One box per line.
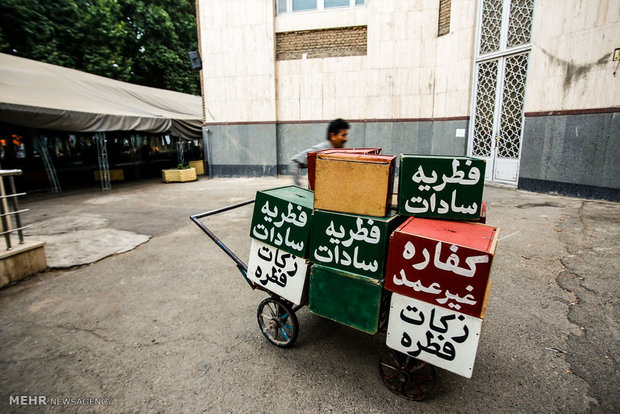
<box><xmin>0</xmin><ymin>53</ymin><xmax>203</xmax><ymax>139</ymax></box>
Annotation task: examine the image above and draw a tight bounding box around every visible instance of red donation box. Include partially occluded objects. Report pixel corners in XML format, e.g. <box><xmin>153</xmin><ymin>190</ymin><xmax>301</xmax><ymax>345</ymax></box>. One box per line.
<box><xmin>384</xmin><ymin>217</ymin><xmax>499</xmax><ymax>318</ymax></box>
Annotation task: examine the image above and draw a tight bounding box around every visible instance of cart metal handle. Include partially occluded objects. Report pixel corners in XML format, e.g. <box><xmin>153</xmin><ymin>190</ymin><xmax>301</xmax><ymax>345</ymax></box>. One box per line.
<box><xmin>190</xmin><ymin>200</ymin><xmax>257</xmax><ymax>289</ymax></box>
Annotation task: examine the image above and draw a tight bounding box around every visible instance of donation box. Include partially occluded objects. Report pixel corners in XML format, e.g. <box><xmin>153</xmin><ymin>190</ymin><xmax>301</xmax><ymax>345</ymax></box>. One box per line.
<box><xmin>249</xmin><ymin>185</ymin><xmax>314</xmax><ymax>258</ymax></box>
<box><xmin>247</xmin><ymin>239</ymin><xmax>310</xmax><ymax>305</ymax></box>
<box><xmin>314</xmin><ymin>153</ymin><xmax>396</xmax><ymax>217</ymax></box>
<box><xmin>309</xmin><ymin>264</ymin><xmax>385</xmax><ymax>334</ymax></box>
<box><xmin>386</xmin><ymin>293</ymin><xmax>483</xmax><ymax>378</ymax></box>
<box><xmin>398</xmin><ymin>155</ymin><xmax>486</xmax><ymax>221</ymax></box>
<box><xmin>307</xmin><ymin>148</ymin><xmax>382</xmax><ymax>190</ymax></box>
<box><xmin>309</xmin><ymin>209</ymin><xmax>404</xmax><ymax>279</ymax></box>
<box><xmin>384</xmin><ymin>217</ymin><xmax>499</xmax><ymax>319</ymax></box>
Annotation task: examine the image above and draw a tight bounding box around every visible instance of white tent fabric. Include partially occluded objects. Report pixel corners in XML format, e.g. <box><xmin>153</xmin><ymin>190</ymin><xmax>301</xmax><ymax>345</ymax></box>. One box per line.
<box><xmin>0</xmin><ymin>53</ymin><xmax>203</xmax><ymax>139</ymax></box>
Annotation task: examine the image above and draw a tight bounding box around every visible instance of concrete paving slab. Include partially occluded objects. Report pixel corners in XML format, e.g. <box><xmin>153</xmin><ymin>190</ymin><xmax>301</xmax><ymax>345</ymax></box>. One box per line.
<box><xmin>23</xmin><ymin>213</ymin><xmax>150</xmax><ymax>268</ymax></box>
<box><xmin>39</xmin><ymin>229</ymin><xmax>149</xmax><ymax>268</ymax></box>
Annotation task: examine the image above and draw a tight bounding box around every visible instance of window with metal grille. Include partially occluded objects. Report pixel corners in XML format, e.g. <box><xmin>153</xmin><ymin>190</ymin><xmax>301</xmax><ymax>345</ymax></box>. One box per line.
<box><xmin>277</xmin><ymin>0</ymin><xmax>364</xmax><ymax>14</ymax></box>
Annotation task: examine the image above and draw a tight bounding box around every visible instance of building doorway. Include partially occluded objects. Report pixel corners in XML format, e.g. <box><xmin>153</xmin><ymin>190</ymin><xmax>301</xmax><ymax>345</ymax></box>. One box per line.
<box><xmin>469</xmin><ymin>0</ymin><xmax>534</xmax><ymax>184</ymax></box>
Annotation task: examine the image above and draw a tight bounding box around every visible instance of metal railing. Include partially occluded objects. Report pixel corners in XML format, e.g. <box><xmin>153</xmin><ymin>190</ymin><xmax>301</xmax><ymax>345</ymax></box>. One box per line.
<box><xmin>0</xmin><ymin>169</ymin><xmax>29</xmax><ymax>250</ymax></box>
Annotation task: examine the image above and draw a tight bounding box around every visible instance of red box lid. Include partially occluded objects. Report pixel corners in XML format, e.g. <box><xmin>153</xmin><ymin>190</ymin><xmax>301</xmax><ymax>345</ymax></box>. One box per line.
<box><xmin>396</xmin><ymin>216</ymin><xmax>498</xmax><ymax>254</ymax></box>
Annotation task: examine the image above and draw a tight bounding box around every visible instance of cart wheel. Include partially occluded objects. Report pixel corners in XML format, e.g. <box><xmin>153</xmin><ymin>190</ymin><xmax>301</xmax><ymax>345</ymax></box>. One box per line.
<box><xmin>379</xmin><ymin>349</ymin><xmax>436</xmax><ymax>401</ymax></box>
<box><xmin>257</xmin><ymin>297</ymin><xmax>299</xmax><ymax>348</ymax></box>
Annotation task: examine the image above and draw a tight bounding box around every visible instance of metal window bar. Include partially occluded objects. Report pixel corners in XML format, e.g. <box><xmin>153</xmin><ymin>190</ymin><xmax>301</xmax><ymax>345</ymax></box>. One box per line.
<box><xmin>0</xmin><ymin>169</ymin><xmax>30</xmax><ymax>251</ymax></box>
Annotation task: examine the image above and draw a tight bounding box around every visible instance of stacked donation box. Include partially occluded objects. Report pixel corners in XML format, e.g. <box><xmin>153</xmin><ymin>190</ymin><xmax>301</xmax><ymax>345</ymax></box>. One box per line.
<box><xmin>246</xmin><ymin>151</ymin><xmax>498</xmax><ymax>379</ymax></box>
<box><xmin>309</xmin><ymin>152</ymin><xmax>401</xmax><ymax>334</ymax></box>
<box><xmin>247</xmin><ymin>186</ymin><xmax>314</xmax><ymax>306</ymax></box>
<box><xmin>306</xmin><ymin>147</ymin><xmax>382</xmax><ymax>190</ymax></box>
<box><xmin>385</xmin><ymin>155</ymin><xmax>498</xmax><ymax>378</ymax></box>
<box><xmin>244</xmin><ymin>148</ymin><xmax>383</xmax><ymax>306</ymax></box>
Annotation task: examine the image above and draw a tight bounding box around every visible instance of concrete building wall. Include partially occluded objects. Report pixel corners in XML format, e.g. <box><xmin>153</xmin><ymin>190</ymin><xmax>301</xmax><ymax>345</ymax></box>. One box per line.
<box><xmin>199</xmin><ymin>0</ymin><xmax>276</xmax><ymax>122</ymax></box>
<box><xmin>276</xmin><ymin>118</ymin><xmax>469</xmax><ymax>175</ymax></box>
<box><xmin>525</xmin><ymin>0</ymin><xmax>619</xmax><ymax>112</ymax></box>
<box><xmin>197</xmin><ymin>0</ymin><xmax>619</xmax><ymax>200</ymax></box>
<box><xmin>204</xmin><ymin>123</ymin><xmax>278</xmax><ymax>177</ymax></box>
<box><xmin>275</xmin><ymin>1</ymin><xmax>476</xmax><ymax>121</ymax></box>
<box><xmin>520</xmin><ymin>111</ymin><xmax>619</xmax><ymax>200</ymax></box>
<box><xmin>199</xmin><ymin>1</ymin><xmax>477</xmax><ymax>176</ymax></box>
<box><xmin>518</xmin><ymin>0</ymin><xmax>620</xmax><ymax>200</ymax></box>
<box><xmin>198</xmin><ymin>0</ymin><xmax>278</xmax><ymax>174</ymax></box>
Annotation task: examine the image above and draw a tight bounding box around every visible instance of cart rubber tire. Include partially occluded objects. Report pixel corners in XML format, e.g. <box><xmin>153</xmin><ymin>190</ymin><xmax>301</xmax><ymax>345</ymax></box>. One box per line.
<box><xmin>257</xmin><ymin>297</ymin><xmax>299</xmax><ymax>348</ymax></box>
<box><xmin>379</xmin><ymin>348</ymin><xmax>436</xmax><ymax>401</ymax></box>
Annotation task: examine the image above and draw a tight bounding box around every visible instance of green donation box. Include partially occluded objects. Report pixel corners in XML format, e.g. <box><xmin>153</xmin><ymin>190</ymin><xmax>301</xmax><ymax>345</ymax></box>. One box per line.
<box><xmin>249</xmin><ymin>185</ymin><xmax>314</xmax><ymax>258</ymax></box>
<box><xmin>309</xmin><ymin>209</ymin><xmax>404</xmax><ymax>279</ymax></box>
<box><xmin>398</xmin><ymin>155</ymin><xmax>486</xmax><ymax>221</ymax></box>
<box><xmin>309</xmin><ymin>265</ymin><xmax>385</xmax><ymax>334</ymax></box>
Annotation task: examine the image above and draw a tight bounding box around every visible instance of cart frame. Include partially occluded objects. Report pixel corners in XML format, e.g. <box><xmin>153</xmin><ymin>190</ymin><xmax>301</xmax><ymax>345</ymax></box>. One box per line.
<box><xmin>191</xmin><ymin>200</ymin><xmax>436</xmax><ymax>400</ymax></box>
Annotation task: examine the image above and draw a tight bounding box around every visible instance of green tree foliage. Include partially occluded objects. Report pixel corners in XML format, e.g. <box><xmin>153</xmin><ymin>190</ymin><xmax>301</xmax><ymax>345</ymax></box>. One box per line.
<box><xmin>0</xmin><ymin>0</ymin><xmax>200</xmax><ymax>95</ymax></box>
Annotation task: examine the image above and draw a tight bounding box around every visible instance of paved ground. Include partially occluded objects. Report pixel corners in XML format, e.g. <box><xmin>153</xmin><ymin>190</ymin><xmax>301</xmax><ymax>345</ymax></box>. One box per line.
<box><xmin>0</xmin><ymin>176</ymin><xmax>618</xmax><ymax>413</ymax></box>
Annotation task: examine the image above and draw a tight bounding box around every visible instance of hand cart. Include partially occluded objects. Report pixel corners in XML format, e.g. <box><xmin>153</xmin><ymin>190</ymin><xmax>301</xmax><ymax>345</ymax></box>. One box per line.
<box><xmin>191</xmin><ymin>201</ymin><xmax>437</xmax><ymax>401</ymax></box>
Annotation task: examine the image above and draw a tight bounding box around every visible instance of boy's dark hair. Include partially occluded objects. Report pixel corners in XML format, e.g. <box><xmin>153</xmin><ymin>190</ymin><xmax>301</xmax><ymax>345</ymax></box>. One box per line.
<box><xmin>326</xmin><ymin>118</ymin><xmax>350</xmax><ymax>140</ymax></box>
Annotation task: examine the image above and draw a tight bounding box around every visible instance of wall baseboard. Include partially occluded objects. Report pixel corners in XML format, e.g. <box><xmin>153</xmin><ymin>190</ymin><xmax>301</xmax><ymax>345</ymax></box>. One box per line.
<box><xmin>518</xmin><ymin>177</ymin><xmax>620</xmax><ymax>202</ymax></box>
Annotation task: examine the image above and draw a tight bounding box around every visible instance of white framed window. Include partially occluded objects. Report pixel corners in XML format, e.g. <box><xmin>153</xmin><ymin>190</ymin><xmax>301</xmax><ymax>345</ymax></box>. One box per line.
<box><xmin>277</xmin><ymin>0</ymin><xmax>364</xmax><ymax>14</ymax></box>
